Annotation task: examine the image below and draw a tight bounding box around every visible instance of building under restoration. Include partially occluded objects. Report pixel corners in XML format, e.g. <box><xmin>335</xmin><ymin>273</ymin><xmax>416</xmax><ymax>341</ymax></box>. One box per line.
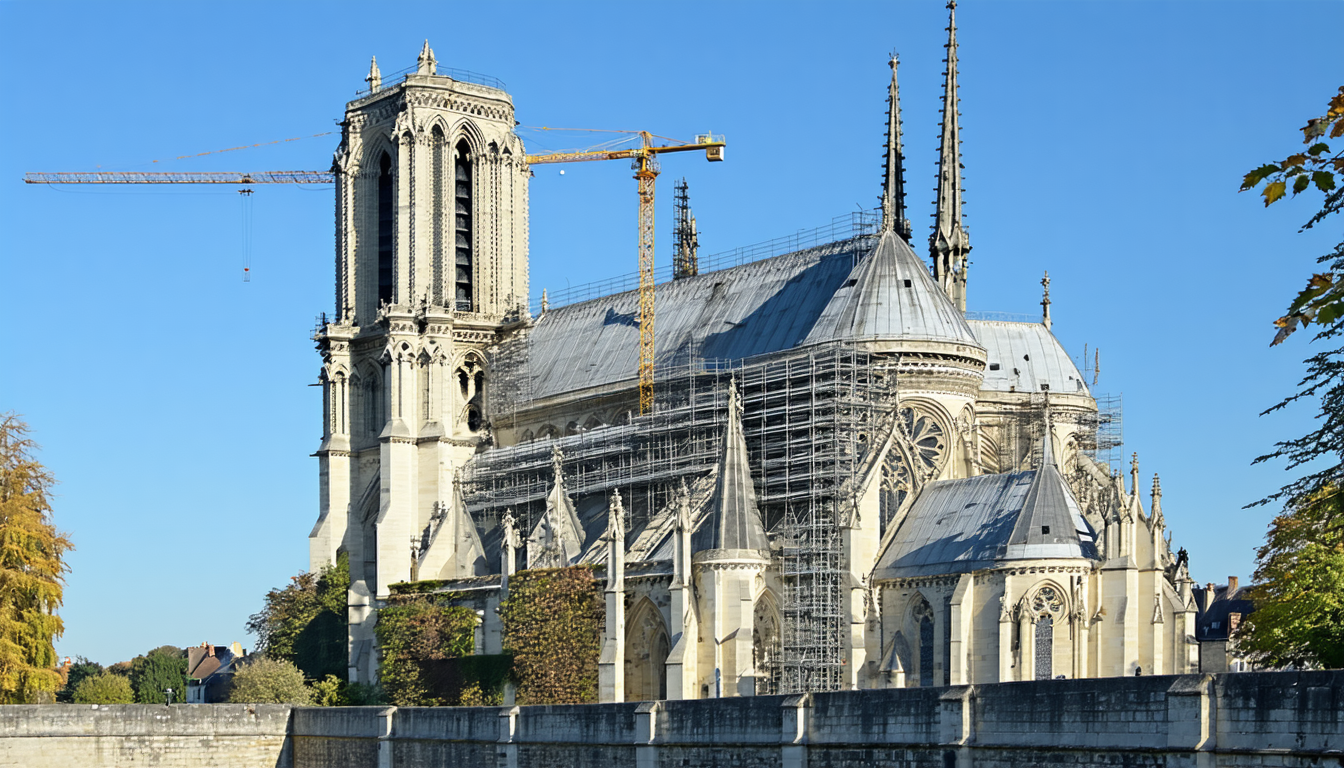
<box><xmin>311</xmin><ymin>10</ymin><xmax>1200</xmax><ymax>699</ymax></box>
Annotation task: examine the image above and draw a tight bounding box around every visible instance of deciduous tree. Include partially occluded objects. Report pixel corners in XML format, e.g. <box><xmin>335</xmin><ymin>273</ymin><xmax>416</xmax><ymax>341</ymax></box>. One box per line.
<box><xmin>0</xmin><ymin>413</ymin><xmax>72</xmax><ymax>703</ymax></box>
<box><xmin>130</xmin><ymin>647</ymin><xmax>189</xmax><ymax>704</ymax></box>
<box><xmin>1239</xmin><ymin>488</ymin><xmax>1344</xmax><ymax>668</ymax></box>
<box><xmin>57</xmin><ymin>656</ymin><xmax>103</xmax><ymax>703</ymax></box>
<box><xmin>71</xmin><ymin>672</ymin><xmax>134</xmax><ymax>705</ymax></box>
<box><xmin>246</xmin><ymin>554</ymin><xmax>348</xmax><ymax>680</ymax></box>
<box><xmin>227</xmin><ymin>657</ymin><xmax>313</xmax><ymax>705</ymax></box>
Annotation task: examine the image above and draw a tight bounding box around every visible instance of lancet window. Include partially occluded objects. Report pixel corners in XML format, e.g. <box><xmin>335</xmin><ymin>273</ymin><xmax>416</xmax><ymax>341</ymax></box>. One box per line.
<box><xmin>913</xmin><ymin>598</ymin><xmax>935</xmax><ymax>688</ymax></box>
<box><xmin>1030</xmin><ymin>584</ymin><xmax>1065</xmax><ymax>680</ymax></box>
<box><xmin>454</xmin><ymin>140</ymin><xmax>473</xmax><ymax>311</ymax></box>
<box><xmin>377</xmin><ymin>152</ymin><xmax>394</xmax><ymax>306</ymax></box>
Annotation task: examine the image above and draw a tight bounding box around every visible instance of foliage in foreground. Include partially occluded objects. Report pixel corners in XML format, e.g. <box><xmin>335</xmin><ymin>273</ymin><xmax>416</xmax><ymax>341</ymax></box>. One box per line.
<box><xmin>500</xmin><ymin>566</ymin><xmax>602</xmax><ymax>705</ymax></box>
<box><xmin>1239</xmin><ymin>488</ymin><xmax>1344</xmax><ymax>669</ymax></box>
<box><xmin>246</xmin><ymin>553</ymin><xmax>349</xmax><ymax>681</ymax></box>
<box><xmin>0</xmin><ymin>413</ymin><xmax>73</xmax><ymax>703</ymax></box>
<box><xmin>227</xmin><ymin>657</ymin><xmax>313</xmax><ymax>705</ymax></box>
<box><xmin>71</xmin><ymin>672</ymin><xmax>134</xmax><ymax>704</ymax></box>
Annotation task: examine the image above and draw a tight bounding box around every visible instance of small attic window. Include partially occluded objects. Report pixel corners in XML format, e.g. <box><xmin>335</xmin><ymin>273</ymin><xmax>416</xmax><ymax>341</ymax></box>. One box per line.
<box><xmin>1023</xmin><ymin>354</ymin><xmax>1031</xmax><ymax>361</ymax></box>
<box><xmin>1040</xmin><ymin>383</ymin><xmax>1050</xmax><ymax>392</ymax></box>
<box><xmin>843</xmin><ymin>279</ymin><xmax>857</xmax><ymax>288</ymax></box>
<box><xmin>903</xmin><ymin>279</ymin><xmax>912</xmax><ymax>288</ymax></box>
<box><xmin>1041</xmin><ymin>525</ymin><xmax>1051</xmax><ymax>535</ymax></box>
<box><xmin>989</xmin><ymin>363</ymin><xmax>1000</xmax><ymax>371</ymax></box>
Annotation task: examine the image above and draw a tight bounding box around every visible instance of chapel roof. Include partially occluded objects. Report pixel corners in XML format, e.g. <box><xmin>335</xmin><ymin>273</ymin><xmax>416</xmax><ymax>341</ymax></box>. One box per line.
<box><xmin>969</xmin><ymin>320</ymin><xmax>1089</xmax><ymax>395</ymax></box>
<box><xmin>691</xmin><ymin>383</ymin><xmax>770</xmax><ymax>554</ymax></box>
<box><xmin>873</xmin><ymin>446</ymin><xmax>1099</xmax><ymax>579</ymax></box>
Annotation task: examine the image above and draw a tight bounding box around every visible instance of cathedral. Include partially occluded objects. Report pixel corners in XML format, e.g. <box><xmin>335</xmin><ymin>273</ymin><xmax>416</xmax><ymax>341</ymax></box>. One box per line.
<box><xmin>310</xmin><ymin>5</ymin><xmax>1201</xmax><ymax>700</ymax></box>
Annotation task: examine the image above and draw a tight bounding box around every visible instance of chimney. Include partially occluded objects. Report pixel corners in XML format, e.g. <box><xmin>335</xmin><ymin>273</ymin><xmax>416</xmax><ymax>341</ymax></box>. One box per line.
<box><xmin>1205</xmin><ymin>583</ymin><xmax>1217</xmax><ymax>609</ymax></box>
<box><xmin>1227</xmin><ymin>576</ymin><xmax>1239</xmax><ymax>595</ymax></box>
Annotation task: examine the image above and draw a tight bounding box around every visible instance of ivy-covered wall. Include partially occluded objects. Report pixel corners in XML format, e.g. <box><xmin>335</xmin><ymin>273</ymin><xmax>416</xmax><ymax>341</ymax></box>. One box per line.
<box><xmin>499</xmin><ymin>566</ymin><xmax>603</xmax><ymax>706</ymax></box>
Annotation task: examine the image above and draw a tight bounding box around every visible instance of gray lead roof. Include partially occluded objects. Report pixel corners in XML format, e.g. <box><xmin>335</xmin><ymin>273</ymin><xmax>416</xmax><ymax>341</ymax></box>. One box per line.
<box><xmin>969</xmin><ymin>320</ymin><xmax>1089</xmax><ymax>395</ymax></box>
<box><xmin>525</xmin><ymin>238</ymin><xmax>870</xmax><ymax>400</ymax></box>
<box><xmin>803</xmin><ymin>229</ymin><xmax>979</xmax><ymax>347</ymax></box>
<box><xmin>874</xmin><ymin>451</ymin><xmax>1099</xmax><ymax>579</ymax></box>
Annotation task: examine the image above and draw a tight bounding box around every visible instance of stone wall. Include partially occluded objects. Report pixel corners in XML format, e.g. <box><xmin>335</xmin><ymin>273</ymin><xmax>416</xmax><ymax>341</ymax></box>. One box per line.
<box><xmin>1</xmin><ymin>672</ymin><xmax>1340</xmax><ymax>767</ymax></box>
<box><xmin>0</xmin><ymin>704</ymin><xmax>292</xmax><ymax>767</ymax></box>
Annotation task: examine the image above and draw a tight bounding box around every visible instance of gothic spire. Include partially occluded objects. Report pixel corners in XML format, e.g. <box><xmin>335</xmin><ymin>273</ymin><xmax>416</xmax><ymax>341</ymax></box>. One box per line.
<box><xmin>366</xmin><ymin>56</ymin><xmax>382</xmax><ymax>92</ymax></box>
<box><xmin>692</xmin><ymin>378</ymin><xmax>769</xmax><ymax>554</ymax></box>
<box><xmin>931</xmin><ymin>0</ymin><xmax>971</xmax><ymax>313</ymax></box>
<box><xmin>1041</xmin><ymin>271</ymin><xmax>1052</xmax><ymax>330</ymax></box>
<box><xmin>416</xmin><ymin>40</ymin><xmax>437</xmax><ymax>76</ymax></box>
<box><xmin>882</xmin><ymin>55</ymin><xmax>911</xmax><ymax>242</ymax></box>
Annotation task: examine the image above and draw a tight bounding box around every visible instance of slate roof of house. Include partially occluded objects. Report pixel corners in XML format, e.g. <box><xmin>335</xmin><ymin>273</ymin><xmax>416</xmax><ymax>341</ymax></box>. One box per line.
<box><xmin>969</xmin><ymin>320</ymin><xmax>1089</xmax><ymax>395</ymax></box>
<box><xmin>874</xmin><ymin>443</ymin><xmax>1099</xmax><ymax>578</ymax></box>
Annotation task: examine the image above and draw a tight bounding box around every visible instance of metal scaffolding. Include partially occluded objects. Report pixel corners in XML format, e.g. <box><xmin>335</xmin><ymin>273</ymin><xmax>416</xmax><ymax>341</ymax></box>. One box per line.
<box><xmin>462</xmin><ymin>343</ymin><xmax>895</xmax><ymax>693</ymax></box>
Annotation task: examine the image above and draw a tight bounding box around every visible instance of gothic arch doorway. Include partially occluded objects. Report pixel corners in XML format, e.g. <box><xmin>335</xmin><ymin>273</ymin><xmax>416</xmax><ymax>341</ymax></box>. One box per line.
<box><xmin>624</xmin><ymin>599</ymin><xmax>669</xmax><ymax>701</ymax></box>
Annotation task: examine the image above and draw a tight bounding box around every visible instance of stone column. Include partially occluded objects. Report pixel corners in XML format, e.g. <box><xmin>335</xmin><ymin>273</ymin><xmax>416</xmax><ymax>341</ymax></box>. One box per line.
<box><xmin>599</xmin><ymin>492</ymin><xmax>626</xmax><ymax>703</ymax></box>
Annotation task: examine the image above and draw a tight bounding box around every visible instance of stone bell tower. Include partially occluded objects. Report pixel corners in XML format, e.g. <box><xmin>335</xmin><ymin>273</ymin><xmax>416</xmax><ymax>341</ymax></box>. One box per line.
<box><xmin>309</xmin><ymin>41</ymin><xmax>530</xmax><ymax>682</ymax></box>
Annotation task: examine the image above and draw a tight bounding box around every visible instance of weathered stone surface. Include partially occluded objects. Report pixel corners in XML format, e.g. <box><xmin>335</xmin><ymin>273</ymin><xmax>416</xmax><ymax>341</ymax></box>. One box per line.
<box><xmin>1</xmin><ymin>673</ymin><xmax>1340</xmax><ymax>767</ymax></box>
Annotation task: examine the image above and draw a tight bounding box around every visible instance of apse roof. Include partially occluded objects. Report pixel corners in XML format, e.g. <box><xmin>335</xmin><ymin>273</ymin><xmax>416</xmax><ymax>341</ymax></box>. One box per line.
<box><xmin>803</xmin><ymin>230</ymin><xmax>979</xmax><ymax>347</ymax></box>
<box><xmin>969</xmin><ymin>320</ymin><xmax>1089</xmax><ymax>396</ymax></box>
<box><xmin>874</xmin><ymin>459</ymin><xmax>1099</xmax><ymax>579</ymax></box>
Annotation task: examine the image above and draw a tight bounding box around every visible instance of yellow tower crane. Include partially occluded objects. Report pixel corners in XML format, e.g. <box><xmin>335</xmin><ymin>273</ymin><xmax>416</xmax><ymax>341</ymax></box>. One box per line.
<box><xmin>525</xmin><ymin>130</ymin><xmax>725</xmax><ymax>414</ymax></box>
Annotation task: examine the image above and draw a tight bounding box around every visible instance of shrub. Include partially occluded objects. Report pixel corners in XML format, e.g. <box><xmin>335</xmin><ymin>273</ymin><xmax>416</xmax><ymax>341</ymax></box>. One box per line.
<box><xmin>227</xmin><ymin>657</ymin><xmax>313</xmax><ymax>705</ymax></box>
<box><xmin>72</xmin><ymin>672</ymin><xmax>134</xmax><ymax>704</ymax></box>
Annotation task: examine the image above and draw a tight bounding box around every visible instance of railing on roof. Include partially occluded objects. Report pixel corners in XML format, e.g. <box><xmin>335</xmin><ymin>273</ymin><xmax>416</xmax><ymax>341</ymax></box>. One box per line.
<box><xmin>355</xmin><ymin>64</ymin><xmax>507</xmax><ymax>99</ymax></box>
<box><xmin>964</xmin><ymin>311</ymin><xmax>1039</xmax><ymax>324</ymax></box>
<box><xmin>531</xmin><ymin>210</ymin><xmax>881</xmax><ymax>313</ymax></box>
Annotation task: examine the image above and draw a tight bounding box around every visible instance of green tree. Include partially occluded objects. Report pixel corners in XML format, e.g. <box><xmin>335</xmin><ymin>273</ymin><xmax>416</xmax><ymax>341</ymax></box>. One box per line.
<box><xmin>0</xmin><ymin>414</ymin><xmax>73</xmax><ymax>703</ymax></box>
<box><xmin>57</xmin><ymin>656</ymin><xmax>104</xmax><ymax>703</ymax></box>
<box><xmin>246</xmin><ymin>554</ymin><xmax>348</xmax><ymax>680</ymax></box>
<box><xmin>227</xmin><ymin>657</ymin><xmax>313</xmax><ymax>705</ymax></box>
<box><xmin>71</xmin><ymin>672</ymin><xmax>134</xmax><ymax>704</ymax></box>
<box><xmin>130</xmin><ymin>648</ymin><xmax>189</xmax><ymax>704</ymax></box>
<box><xmin>1239</xmin><ymin>488</ymin><xmax>1344</xmax><ymax>668</ymax></box>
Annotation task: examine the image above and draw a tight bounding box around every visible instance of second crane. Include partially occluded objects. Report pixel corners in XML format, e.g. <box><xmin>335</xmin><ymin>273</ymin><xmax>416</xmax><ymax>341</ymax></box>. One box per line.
<box><xmin>525</xmin><ymin>130</ymin><xmax>725</xmax><ymax>415</ymax></box>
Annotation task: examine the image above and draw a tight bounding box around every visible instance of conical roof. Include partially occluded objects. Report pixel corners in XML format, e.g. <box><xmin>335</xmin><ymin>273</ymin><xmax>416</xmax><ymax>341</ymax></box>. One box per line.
<box><xmin>692</xmin><ymin>382</ymin><xmax>770</xmax><ymax>554</ymax></box>
<box><xmin>803</xmin><ymin>229</ymin><xmax>980</xmax><ymax>347</ymax></box>
<box><xmin>1003</xmin><ymin>429</ymin><xmax>1097</xmax><ymax>560</ymax></box>
<box><xmin>526</xmin><ymin>450</ymin><xmax>586</xmax><ymax>568</ymax></box>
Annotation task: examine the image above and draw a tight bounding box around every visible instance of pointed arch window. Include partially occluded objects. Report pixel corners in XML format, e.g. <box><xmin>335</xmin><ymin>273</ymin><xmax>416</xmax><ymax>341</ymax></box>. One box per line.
<box><xmin>913</xmin><ymin>598</ymin><xmax>935</xmax><ymax>687</ymax></box>
<box><xmin>431</xmin><ymin>127</ymin><xmax>446</xmax><ymax>305</ymax></box>
<box><xmin>454</xmin><ymin>140</ymin><xmax>474</xmax><ymax>311</ymax></box>
<box><xmin>1031</xmin><ymin>585</ymin><xmax>1064</xmax><ymax>680</ymax></box>
<box><xmin>377</xmin><ymin>152</ymin><xmax>394</xmax><ymax>306</ymax></box>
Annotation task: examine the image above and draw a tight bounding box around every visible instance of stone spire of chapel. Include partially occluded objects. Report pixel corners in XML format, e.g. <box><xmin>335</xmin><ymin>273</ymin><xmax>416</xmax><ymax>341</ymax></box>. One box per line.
<box><xmin>931</xmin><ymin>0</ymin><xmax>972</xmax><ymax>313</ymax></box>
<box><xmin>881</xmin><ymin>55</ymin><xmax>912</xmax><ymax>242</ymax></box>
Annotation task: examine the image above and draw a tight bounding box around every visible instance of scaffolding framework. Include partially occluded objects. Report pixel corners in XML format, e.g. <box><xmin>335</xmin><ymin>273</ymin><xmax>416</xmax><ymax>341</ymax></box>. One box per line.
<box><xmin>462</xmin><ymin>344</ymin><xmax>895</xmax><ymax>693</ymax></box>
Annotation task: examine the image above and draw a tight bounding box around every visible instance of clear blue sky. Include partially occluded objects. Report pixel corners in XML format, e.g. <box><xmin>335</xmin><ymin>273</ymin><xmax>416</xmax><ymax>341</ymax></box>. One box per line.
<box><xmin>1</xmin><ymin>1</ymin><xmax>1340</xmax><ymax>666</ymax></box>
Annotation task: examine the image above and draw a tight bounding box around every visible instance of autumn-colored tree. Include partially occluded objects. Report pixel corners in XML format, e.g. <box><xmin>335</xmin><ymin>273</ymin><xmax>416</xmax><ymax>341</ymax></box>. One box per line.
<box><xmin>1239</xmin><ymin>488</ymin><xmax>1344</xmax><ymax>668</ymax></box>
<box><xmin>1247</xmin><ymin>87</ymin><xmax>1344</xmax><ymax>512</ymax></box>
<box><xmin>0</xmin><ymin>414</ymin><xmax>72</xmax><ymax>703</ymax></box>
<box><xmin>245</xmin><ymin>554</ymin><xmax>348</xmax><ymax>680</ymax></box>
<box><xmin>1242</xmin><ymin>86</ymin><xmax>1344</xmax><ymax>346</ymax></box>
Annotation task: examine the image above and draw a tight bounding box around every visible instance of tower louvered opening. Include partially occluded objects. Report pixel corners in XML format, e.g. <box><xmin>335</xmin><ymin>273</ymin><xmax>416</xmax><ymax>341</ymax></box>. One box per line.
<box><xmin>454</xmin><ymin>140</ymin><xmax>473</xmax><ymax>311</ymax></box>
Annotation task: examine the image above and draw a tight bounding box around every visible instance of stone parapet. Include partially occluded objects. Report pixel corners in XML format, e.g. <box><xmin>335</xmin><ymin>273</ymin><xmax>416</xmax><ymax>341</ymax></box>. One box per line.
<box><xmin>2</xmin><ymin>673</ymin><xmax>1341</xmax><ymax>767</ymax></box>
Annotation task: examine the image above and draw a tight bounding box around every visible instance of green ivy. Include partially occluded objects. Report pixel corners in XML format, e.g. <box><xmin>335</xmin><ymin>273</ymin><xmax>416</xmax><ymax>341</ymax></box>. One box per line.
<box><xmin>374</xmin><ymin>596</ymin><xmax>476</xmax><ymax>706</ymax></box>
<box><xmin>388</xmin><ymin>580</ymin><xmax>451</xmax><ymax>595</ymax></box>
<box><xmin>500</xmin><ymin>566</ymin><xmax>602</xmax><ymax>705</ymax></box>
